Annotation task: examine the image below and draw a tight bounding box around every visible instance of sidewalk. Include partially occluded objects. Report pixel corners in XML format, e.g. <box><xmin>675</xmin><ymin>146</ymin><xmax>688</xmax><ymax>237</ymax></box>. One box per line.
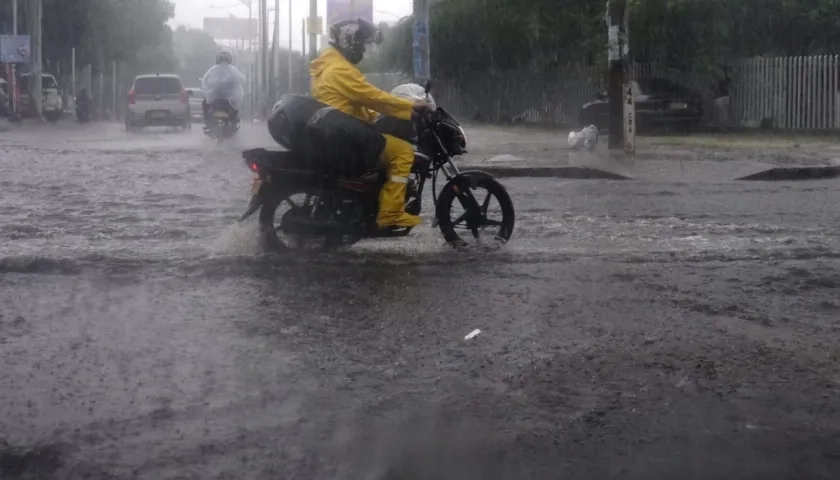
<box><xmin>461</xmin><ymin>125</ymin><xmax>840</xmax><ymax>182</ymax></box>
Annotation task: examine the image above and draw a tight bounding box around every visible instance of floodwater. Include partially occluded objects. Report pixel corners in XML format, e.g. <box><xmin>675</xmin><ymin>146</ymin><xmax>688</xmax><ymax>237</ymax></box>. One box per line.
<box><xmin>2</xmin><ymin>122</ymin><xmax>840</xmax><ymax>479</ymax></box>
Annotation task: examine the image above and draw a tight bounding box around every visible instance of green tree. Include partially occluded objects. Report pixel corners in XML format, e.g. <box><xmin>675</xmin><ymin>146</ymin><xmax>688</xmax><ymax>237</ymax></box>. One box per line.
<box><xmin>376</xmin><ymin>0</ymin><xmax>840</xmax><ymax>78</ymax></box>
<box><xmin>28</xmin><ymin>0</ymin><xmax>177</xmax><ymax>78</ymax></box>
<box><xmin>172</xmin><ymin>26</ymin><xmax>220</xmax><ymax>85</ymax></box>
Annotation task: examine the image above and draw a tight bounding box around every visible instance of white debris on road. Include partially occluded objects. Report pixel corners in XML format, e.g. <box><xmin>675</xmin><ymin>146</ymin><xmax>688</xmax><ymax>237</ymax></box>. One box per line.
<box><xmin>465</xmin><ymin>329</ymin><xmax>482</xmax><ymax>340</ymax></box>
<box><xmin>568</xmin><ymin>125</ymin><xmax>599</xmax><ymax>151</ymax></box>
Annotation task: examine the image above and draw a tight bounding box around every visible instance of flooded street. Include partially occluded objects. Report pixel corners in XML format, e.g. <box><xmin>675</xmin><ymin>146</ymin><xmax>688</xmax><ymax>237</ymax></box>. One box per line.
<box><xmin>2</xmin><ymin>123</ymin><xmax>840</xmax><ymax>479</ymax></box>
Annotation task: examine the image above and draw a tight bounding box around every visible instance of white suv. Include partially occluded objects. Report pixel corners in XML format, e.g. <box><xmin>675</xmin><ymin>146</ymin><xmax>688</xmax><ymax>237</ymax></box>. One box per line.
<box><xmin>20</xmin><ymin>73</ymin><xmax>63</xmax><ymax>122</ymax></box>
<box><xmin>126</xmin><ymin>74</ymin><xmax>190</xmax><ymax>132</ymax></box>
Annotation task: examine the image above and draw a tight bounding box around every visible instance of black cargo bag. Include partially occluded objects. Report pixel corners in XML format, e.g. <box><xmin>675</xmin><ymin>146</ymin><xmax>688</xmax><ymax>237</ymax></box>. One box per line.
<box><xmin>267</xmin><ymin>94</ymin><xmax>328</xmax><ymax>153</ymax></box>
<box><xmin>373</xmin><ymin>114</ymin><xmax>417</xmax><ymax>143</ymax></box>
<box><xmin>305</xmin><ymin>106</ymin><xmax>386</xmax><ymax>178</ymax></box>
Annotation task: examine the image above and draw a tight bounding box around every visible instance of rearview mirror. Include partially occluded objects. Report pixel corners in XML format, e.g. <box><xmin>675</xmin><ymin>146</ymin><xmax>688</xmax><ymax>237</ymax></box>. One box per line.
<box><xmin>424</xmin><ymin>80</ymin><xmax>433</xmax><ymax>96</ymax></box>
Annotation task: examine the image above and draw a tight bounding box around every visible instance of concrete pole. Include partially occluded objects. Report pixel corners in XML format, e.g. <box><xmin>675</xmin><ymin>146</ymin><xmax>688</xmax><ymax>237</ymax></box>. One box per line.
<box><xmin>308</xmin><ymin>0</ymin><xmax>317</xmax><ymax>60</ymax></box>
<box><xmin>98</xmin><ymin>69</ymin><xmax>104</xmax><ymax>120</ymax></box>
<box><xmin>71</xmin><ymin>48</ymin><xmax>76</xmax><ymax>97</ymax></box>
<box><xmin>30</xmin><ymin>0</ymin><xmax>43</xmax><ymax>119</ymax></box>
<box><xmin>255</xmin><ymin>0</ymin><xmax>261</xmax><ymax>112</ymax></box>
<box><xmin>10</xmin><ymin>0</ymin><xmax>19</xmax><ymax>120</ymax></box>
<box><xmin>622</xmin><ymin>8</ymin><xmax>634</xmax><ymax>155</ymax></box>
<box><xmin>271</xmin><ymin>0</ymin><xmax>279</xmax><ymax>103</ymax></box>
<box><xmin>412</xmin><ymin>0</ymin><xmax>430</xmax><ymax>83</ymax></box>
<box><xmin>112</xmin><ymin>61</ymin><xmax>117</xmax><ymax>121</ymax></box>
<box><xmin>301</xmin><ymin>18</ymin><xmax>307</xmax><ymax>93</ymax></box>
<box><xmin>606</xmin><ymin>0</ymin><xmax>628</xmax><ymax>151</ymax></box>
<box><xmin>288</xmin><ymin>0</ymin><xmax>293</xmax><ymax>93</ymax></box>
<box><xmin>261</xmin><ymin>0</ymin><xmax>269</xmax><ymax>116</ymax></box>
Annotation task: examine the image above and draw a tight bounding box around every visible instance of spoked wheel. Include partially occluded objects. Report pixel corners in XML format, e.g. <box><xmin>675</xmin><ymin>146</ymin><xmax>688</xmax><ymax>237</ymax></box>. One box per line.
<box><xmin>436</xmin><ymin>172</ymin><xmax>515</xmax><ymax>248</ymax></box>
<box><xmin>258</xmin><ymin>192</ymin><xmax>360</xmax><ymax>253</ymax></box>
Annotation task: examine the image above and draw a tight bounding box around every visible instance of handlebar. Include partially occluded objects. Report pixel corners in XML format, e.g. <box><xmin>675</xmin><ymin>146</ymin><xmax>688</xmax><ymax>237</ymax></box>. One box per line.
<box><xmin>412</xmin><ymin>107</ymin><xmax>437</xmax><ymax>130</ymax></box>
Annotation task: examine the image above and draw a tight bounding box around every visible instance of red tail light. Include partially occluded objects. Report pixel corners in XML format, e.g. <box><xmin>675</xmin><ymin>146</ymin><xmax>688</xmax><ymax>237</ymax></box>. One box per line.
<box><xmin>128</xmin><ymin>89</ymin><xmax>136</xmax><ymax>105</ymax></box>
<box><xmin>180</xmin><ymin>89</ymin><xmax>187</xmax><ymax>103</ymax></box>
<box><xmin>248</xmin><ymin>161</ymin><xmax>259</xmax><ymax>173</ymax></box>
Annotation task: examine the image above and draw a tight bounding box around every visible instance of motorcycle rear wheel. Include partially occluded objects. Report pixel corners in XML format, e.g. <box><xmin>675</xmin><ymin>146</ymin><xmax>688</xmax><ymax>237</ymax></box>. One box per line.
<box><xmin>259</xmin><ymin>193</ymin><xmax>360</xmax><ymax>253</ymax></box>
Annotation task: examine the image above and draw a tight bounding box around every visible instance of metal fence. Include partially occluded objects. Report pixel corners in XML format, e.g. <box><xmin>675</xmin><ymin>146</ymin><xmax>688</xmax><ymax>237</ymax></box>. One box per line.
<box><xmin>367</xmin><ymin>54</ymin><xmax>840</xmax><ymax>131</ymax></box>
<box><xmin>731</xmin><ymin>56</ymin><xmax>840</xmax><ymax>130</ymax></box>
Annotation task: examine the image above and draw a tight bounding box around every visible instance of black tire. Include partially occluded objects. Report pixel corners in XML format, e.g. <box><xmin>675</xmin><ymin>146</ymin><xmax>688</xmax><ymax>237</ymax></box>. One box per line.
<box><xmin>436</xmin><ymin>172</ymin><xmax>516</xmax><ymax>247</ymax></box>
<box><xmin>258</xmin><ymin>193</ymin><xmax>352</xmax><ymax>253</ymax></box>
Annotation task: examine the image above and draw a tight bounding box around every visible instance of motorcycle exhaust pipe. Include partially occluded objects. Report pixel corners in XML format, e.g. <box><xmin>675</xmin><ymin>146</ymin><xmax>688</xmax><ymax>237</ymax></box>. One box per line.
<box><xmin>238</xmin><ymin>194</ymin><xmax>261</xmax><ymax>222</ymax></box>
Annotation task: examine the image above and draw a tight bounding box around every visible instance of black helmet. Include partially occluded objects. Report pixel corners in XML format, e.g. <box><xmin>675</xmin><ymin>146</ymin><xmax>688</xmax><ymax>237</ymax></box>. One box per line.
<box><xmin>328</xmin><ymin>18</ymin><xmax>382</xmax><ymax>65</ymax></box>
<box><xmin>216</xmin><ymin>50</ymin><xmax>233</xmax><ymax>64</ymax></box>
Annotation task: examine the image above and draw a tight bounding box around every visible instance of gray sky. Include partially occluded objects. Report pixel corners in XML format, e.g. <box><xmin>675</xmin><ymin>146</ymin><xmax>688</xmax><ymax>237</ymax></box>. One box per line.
<box><xmin>171</xmin><ymin>0</ymin><xmax>412</xmax><ymax>51</ymax></box>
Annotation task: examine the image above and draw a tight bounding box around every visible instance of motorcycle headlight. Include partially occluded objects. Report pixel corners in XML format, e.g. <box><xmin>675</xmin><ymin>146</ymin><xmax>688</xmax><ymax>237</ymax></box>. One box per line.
<box><xmin>457</xmin><ymin>126</ymin><xmax>467</xmax><ymax>148</ymax></box>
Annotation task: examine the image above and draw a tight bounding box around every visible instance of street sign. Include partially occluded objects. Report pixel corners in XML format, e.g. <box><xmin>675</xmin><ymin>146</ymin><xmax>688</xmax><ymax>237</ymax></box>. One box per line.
<box><xmin>0</xmin><ymin>35</ymin><xmax>31</xmax><ymax>63</ymax></box>
<box><xmin>327</xmin><ymin>0</ymin><xmax>374</xmax><ymax>26</ymax></box>
<box><xmin>306</xmin><ymin>16</ymin><xmax>324</xmax><ymax>35</ymax></box>
<box><xmin>203</xmin><ymin>17</ymin><xmax>257</xmax><ymax>41</ymax></box>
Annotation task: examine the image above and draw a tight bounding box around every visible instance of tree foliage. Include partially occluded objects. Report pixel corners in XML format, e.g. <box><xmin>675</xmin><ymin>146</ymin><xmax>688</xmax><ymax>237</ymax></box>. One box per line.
<box><xmin>172</xmin><ymin>26</ymin><xmax>220</xmax><ymax>84</ymax></box>
<box><xmin>1</xmin><ymin>0</ymin><xmax>177</xmax><ymax>77</ymax></box>
<box><xmin>377</xmin><ymin>0</ymin><xmax>840</xmax><ymax>78</ymax></box>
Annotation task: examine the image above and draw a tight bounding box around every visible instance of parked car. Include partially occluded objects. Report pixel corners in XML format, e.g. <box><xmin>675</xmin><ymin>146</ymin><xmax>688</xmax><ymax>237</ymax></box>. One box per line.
<box><xmin>126</xmin><ymin>73</ymin><xmax>190</xmax><ymax>132</ymax></box>
<box><xmin>20</xmin><ymin>73</ymin><xmax>63</xmax><ymax>122</ymax></box>
<box><xmin>579</xmin><ymin>78</ymin><xmax>704</xmax><ymax>132</ymax></box>
<box><xmin>185</xmin><ymin>86</ymin><xmax>204</xmax><ymax>123</ymax></box>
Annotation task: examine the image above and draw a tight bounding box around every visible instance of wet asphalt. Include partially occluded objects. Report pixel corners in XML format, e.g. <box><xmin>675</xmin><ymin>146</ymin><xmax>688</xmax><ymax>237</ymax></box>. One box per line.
<box><xmin>2</xmin><ymin>122</ymin><xmax>840</xmax><ymax>479</ymax></box>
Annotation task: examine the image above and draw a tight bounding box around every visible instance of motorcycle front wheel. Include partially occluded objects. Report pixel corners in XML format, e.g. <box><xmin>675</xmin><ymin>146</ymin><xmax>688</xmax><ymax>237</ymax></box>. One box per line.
<box><xmin>436</xmin><ymin>172</ymin><xmax>516</xmax><ymax>248</ymax></box>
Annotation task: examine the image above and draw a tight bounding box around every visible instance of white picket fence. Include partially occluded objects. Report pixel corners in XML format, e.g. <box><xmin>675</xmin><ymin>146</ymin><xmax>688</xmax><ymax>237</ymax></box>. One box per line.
<box><xmin>368</xmin><ymin>54</ymin><xmax>840</xmax><ymax>131</ymax></box>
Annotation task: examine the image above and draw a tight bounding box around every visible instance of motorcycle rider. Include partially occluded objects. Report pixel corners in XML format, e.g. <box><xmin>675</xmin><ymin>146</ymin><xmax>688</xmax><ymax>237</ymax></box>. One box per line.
<box><xmin>200</xmin><ymin>50</ymin><xmax>246</xmax><ymax>129</ymax></box>
<box><xmin>310</xmin><ymin>18</ymin><xmax>433</xmax><ymax>229</ymax></box>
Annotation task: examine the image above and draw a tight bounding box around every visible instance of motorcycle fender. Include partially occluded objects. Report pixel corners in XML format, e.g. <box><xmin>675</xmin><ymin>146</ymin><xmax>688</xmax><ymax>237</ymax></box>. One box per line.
<box><xmin>433</xmin><ymin>170</ymin><xmax>494</xmax><ymax>228</ymax></box>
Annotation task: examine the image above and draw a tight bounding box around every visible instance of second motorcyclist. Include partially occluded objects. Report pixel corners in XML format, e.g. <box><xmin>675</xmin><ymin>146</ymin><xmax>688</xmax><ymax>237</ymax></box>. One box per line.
<box><xmin>200</xmin><ymin>50</ymin><xmax>246</xmax><ymax>130</ymax></box>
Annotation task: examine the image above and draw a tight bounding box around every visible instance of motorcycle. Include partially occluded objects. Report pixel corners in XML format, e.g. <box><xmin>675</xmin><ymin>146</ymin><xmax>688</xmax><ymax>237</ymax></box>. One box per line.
<box><xmin>75</xmin><ymin>97</ymin><xmax>91</xmax><ymax>123</ymax></box>
<box><xmin>204</xmin><ymin>98</ymin><xmax>239</xmax><ymax>143</ymax></box>
<box><xmin>238</xmin><ymin>82</ymin><xmax>516</xmax><ymax>251</ymax></box>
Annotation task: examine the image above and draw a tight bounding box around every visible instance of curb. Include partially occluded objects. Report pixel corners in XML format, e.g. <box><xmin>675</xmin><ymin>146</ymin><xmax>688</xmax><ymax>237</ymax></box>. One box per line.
<box><xmin>461</xmin><ymin>165</ymin><xmax>632</xmax><ymax>180</ymax></box>
<box><xmin>737</xmin><ymin>166</ymin><xmax>840</xmax><ymax>181</ymax></box>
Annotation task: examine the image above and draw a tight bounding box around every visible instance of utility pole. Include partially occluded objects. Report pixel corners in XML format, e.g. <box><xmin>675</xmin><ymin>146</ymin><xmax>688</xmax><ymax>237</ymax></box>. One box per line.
<box><xmin>301</xmin><ymin>18</ymin><xmax>306</xmax><ymax>67</ymax></box>
<box><xmin>412</xmin><ymin>0</ymin><xmax>430</xmax><ymax>83</ymax></box>
<box><xmin>287</xmin><ymin>0</ymin><xmax>293</xmax><ymax>93</ymax></box>
<box><xmin>30</xmin><ymin>0</ymin><xmax>43</xmax><ymax>119</ymax></box>
<box><xmin>9</xmin><ymin>0</ymin><xmax>20</xmax><ymax>121</ymax></box>
<box><xmin>606</xmin><ymin>0</ymin><xmax>633</xmax><ymax>153</ymax></box>
<box><xmin>308</xmin><ymin>0</ymin><xmax>318</xmax><ymax>60</ymax></box>
<box><xmin>236</xmin><ymin>0</ymin><xmax>253</xmax><ymax>119</ymax></box>
<box><xmin>112</xmin><ymin>61</ymin><xmax>117</xmax><ymax>120</ymax></box>
<box><xmin>71</xmin><ymin>47</ymin><xmax>76</xmax><ymax>99</ymax></box>
<box><xmin>270</xmin><ymin>0</ymin><xmax>279</xmax><ymax>103</ymax></box>
<box><xmin>260</xmin><ymin>0</ymin><xmax>269</xmax><ymax>117</ymax></box>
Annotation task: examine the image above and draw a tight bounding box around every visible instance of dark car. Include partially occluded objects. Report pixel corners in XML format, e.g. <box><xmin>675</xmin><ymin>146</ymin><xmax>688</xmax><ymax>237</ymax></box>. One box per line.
<box><xmin>579</xmin><ymin>78</ymin><xmax>704</xmax><ymax>132</ymax></box>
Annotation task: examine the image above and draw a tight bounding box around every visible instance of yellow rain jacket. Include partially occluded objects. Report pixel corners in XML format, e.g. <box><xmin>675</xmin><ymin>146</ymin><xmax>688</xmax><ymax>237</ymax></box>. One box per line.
<box><xmin>309</xmin><ymin>47</ymin><xmax>415</xmax><ymax>124</ymax></box>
